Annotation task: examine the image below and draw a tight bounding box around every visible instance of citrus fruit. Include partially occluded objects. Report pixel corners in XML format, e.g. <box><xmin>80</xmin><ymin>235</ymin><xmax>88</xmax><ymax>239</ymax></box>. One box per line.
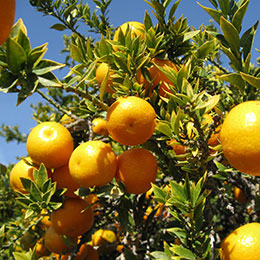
<box><xmin>92</xmin><ymin>117</ymin><xmax>109</xmax><ymax>136</ymax></box>
<box><xmin>52</xmin><ymin>164</ymin><xmax>80</xmax><ymax>198</ymax></box>
<box><xmin>27</xmin><ymin>121</ymin><xmax>74</xmax><ymax>169</ymax></box>
<box><xmin>69</xmin><ymin>140</ymin><xmax>117</xmax><ymax>189</ymax></box>
<box><xmin>106</xmin><ymin>96</ymin><xmax>156</xmax><ymax>146</ymax></box>
<box><xmin>34</xmin><ymin>239</ymin><xmax>50</xmax><ymax>257</ymax></box>
<box><xmin>51</xmin><ymin>198</ymin><xmax>94</xmax><ymax>238</ymax></box>
<box><xmin>137</xmin><ymin>58</ymin><xmax>178</xmax><ymax>97</ymax></box>
<box><xmin>58</xmin><ymin>242</ymin><xmax>90</xmax><ymax>260</ymax></box>
<box><xmin>20</xmin><ymin>231</ymin><xmax>36</xmax><ymax>251</ymax></box>
<box><xmin>84</xmin><ymin>194</ymin><xmax>101</xmax><ymax>215</ymax></box>
<box><xmin>96</xmin><ymin>63</ymin><xmax>114</xmax><ymax>93</ymax></box>
<box><xmin>220</xmin><ymin>222</ymin><xmax>260</xmax><ymax>260</ymax></box>
<box><xmin>233</xmin><ymin>186</ymin><xmax>248</xmax><ymax>204</ymax></box>
<box><xmin>168</xmin><ymin>139</ymin><xmax>187</xmax><ymax>155</ymax></box>
<box><xmin>43</xmin><ymin>225</ymin><xmax>76</xmax><ymax>254</ymax></box>
<box><xmin>60</xmin><ymin>114</ymin><xmax>75</xmax><ymax>125</ymax></box>
<box><xmin>113</xmin><ymin>21</ymin><xmax>145</xmax><ymax>43</ymax></box>
<box><xmin>91</xmin><ymin>229</ymin><xmax>117</xmax><ymax>247</ymax></box>
<box><xmin>9</xmin><ymin>157</ymin><xmax>36</xmax><ymax>194</ymax></box>
<box><xmin>85</xmin><ymin>245</ymin><xmax>99</xmax><ymax>260</ymax></box>
<box><xmin>116</xmin><ymin>148</ymin><xmax>158</xmax><ymax>194</ymax></box>
<box><xmin>0</xmin><ymin>0</ymin><xmax>16</xmax><ymax>45</ymax></box>
<box><xmin>220</xmin><ymin>101</ymin><xmax>260</xmax><ymax>176</ymax></box>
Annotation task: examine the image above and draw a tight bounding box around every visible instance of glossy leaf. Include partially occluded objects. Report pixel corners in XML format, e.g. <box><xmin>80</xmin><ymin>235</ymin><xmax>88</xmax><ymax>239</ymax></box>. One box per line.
<box><xmin>169</xmin><ymin>245</ymin><xmax>196</xmax><ymax>260</ymax></box>
<box><xmin>156</xmin><ymin>121</ymin><xmax>172</xmax><ymax>138</ymax></box>
<box><xmin>70</xmin><ymin>43</ymin><xmax>83</xmax><ymax>63</ymax></box>
<box><xmin>218</xmin><ymin>0</ymin><xmax>230</xmax><ymax>16</ymax></box>
<box><xmin>218</xmin><ymin>73</ymin><xmax>245</xmax><ymax>90</ymax></box>
<box><xmin>50</xmin><ymin>23</ymin><xmax>67</xmax><ymax>31</ymax></box>
<box><xmin>231</xmin><ymin>0</ymin><xmax>249</xmax><ymax>32</ymax></box>
<box><xmin>220</xmin><ymin>43</ymin><xmax>242</xmax><ymax>71</ymax></box>
<box><xmin>196</xmin><ymin>39</ymin><xmax>217</xmax><ymax>59</ymax></box>
<box><xmin>220</xmin><ymin>16</ymin><xmax>240</xmax><ymax>56</ymax></box>
<box><xmin>150</xmin><ymin>251</ymin><xmax>171</xmax><ymax>260</ymax></box>
<box><xmin>197</xmin><ymin>3</ymin><xmax>221</xmax><ymax>24</ymax></box>
<box><xmin>240</xmin><ymin>72</ymin><xmax>260</xmax><ymax>89</ymax></box>
<box><xmin>38</xmin><ymin>72</ymin><xmax>62</xmax><ymax>87</ymax></box>
<box><xmin>33</xmin><ymin>59</ymin><xmax>65</xmax><ymax>75</ymax></box>
<box><xmin>168</xmin><ymin>0</ymin><xmax>181</xmax><ymax>20</ymax></box>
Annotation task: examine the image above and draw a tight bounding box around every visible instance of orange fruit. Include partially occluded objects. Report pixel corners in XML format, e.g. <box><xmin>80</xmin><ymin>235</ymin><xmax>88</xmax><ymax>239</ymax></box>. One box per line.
<box><xmin>52</xmin><ymin>164</ymin><xmax>80</xmax><ymax>198</ymax></box>
<box><xmin>168</xmin><ymin>139</ymin><xmax>187</xmax><ymax>155</ymax></box>
<box><xmin>220</xmin><ymin>101</ymin><xmax>260</xmax><ymax>176</ymax></box>
<box><xmin>137</xmin><ymin>58</ymin><xmax>178</xmax><ymax>97</ymax></box>
<box><xmin>43</xmin><ymin>225</ymin><xmax>76</xmax><ymax>254</ymax></box>
<box><xmin>116</xmin><ymin>148</ymin><xmax>158</xmax><ymax>194</ymax></box>
<box><xmin>113</xmin><ymin>21</ymin><xmax>145</xmax><ymax>50</ymax></box>
<box><xmin>34</xmin><ymin>239</ymin><xmax>50</xmax><ymax>257</ymax></box>
<box><xmin>85</xmin><ymin>245</ymin><xmax>99</xmax><ymax>260</ymax></box>
<box><xmin>60</xmin><ymin>114</ymin><xmax>75</xmax><ymax>125</ymax></box>
<box><xmin>0</xmin><ymin>0</ymin><xmax>16</xmax><ymax>45</ymax></box>
<box><xmin>69</xmin><ymin>140</ymin><xmax>117</xmax><ymax>189</ymax></box>
<box><xmin>51</xmin><ymin>198</ymin><xmax>94</xmax><ymax>237</ymax></box>
<box><xmin>59</xmin><ymin>242</ymin><xmax>90</xmax><ymax>260</ymax></box>
<box><xmin>9</xmin><ymin>157</ymin><xmax>36</xmax><ymax>194</ymax></box>
<box><xmin>26</xmin><ymin>121</ymin><xmax>74</xmax><ymax>169</ymax></box>
<box><xmin>91</xmin><ymin>229</ymin><xmax>117</xmax><ymax>247</ymax></box>
<box><xmin>220</xmin><ymin>222</ymin><xmax>260</xmax><ymax>260</ymax></box>
<box><xmin>84</xmin><ymin>194</ymin><xmax>101</xmax><ymax>215</ymax></box>
<box><xmin>96</xmin><ymin>63</ymin><xmax>114</xmax><ymax>93</ymax></box>
<box><xmin>92</xmin><ymin>117</ymin><xmax>109</xmax><ymax>136</ymax></box>
<box><xmin>144</xmin><ymin>203</ymin><xmax>164</xmax><ymax>220</ymax></box>
<box><xmin>106</xmin><ymin>96</ymin><xmax>156</xmax><ymax>146</ymax></box>
<box><xmin>40</xmin><ymin>209</ymin><xmax>52</xmax><ymax>228</ymax></box>
<box><xmin>233</xmin><ymin>186</ymin><xmax>248</xmax><ymax>204</ymax></box>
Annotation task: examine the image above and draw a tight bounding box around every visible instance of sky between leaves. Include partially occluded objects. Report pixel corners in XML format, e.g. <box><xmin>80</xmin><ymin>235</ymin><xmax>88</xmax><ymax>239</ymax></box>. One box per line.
<box><xmin>0</xmin><ymin>0</ymin><xmax>260</xmax><ymax>165</ymax></box>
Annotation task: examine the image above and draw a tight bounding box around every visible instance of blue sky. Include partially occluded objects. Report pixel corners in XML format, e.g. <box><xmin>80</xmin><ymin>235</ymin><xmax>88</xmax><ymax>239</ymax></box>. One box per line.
<box><xmin>1</xmin><ymin>0</ymin><xmax>260</xmax><ymax>165</ymax></box>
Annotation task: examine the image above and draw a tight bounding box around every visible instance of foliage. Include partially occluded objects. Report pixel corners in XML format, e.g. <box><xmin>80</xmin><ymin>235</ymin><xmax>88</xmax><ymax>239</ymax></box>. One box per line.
<box><xmin>1</xmin><ymin>0</ymin><xmax>260</xmax><ymax>259</ymax></box>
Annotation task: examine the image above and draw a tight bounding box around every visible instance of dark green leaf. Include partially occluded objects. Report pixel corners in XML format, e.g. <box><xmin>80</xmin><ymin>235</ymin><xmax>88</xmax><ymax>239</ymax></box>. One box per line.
<box><xmin>231</xmin><ymin>0</ymin><xmax>249</xmax><ymax>32</ymax></box>
<box><xmin>0</xmin><ymin>70</ymin><xmax>18</xmax><ymax>93</ymax></box>
<box><xmin>208</xmin><ymin>0</ymin><xmax>218</xmax><ymax>8</ymax></box>
<box><xmin>169</xmin><ymin>245</ymin><xmax>196</xmax><ymax>260</ymax></box>
<box><xmin>152</xmin><ymin>184</ymin><xmax>167</xmax><ymax>203</ymax></box>
<box><xmin>197</xmin><ymin>3</ymin><xmax>221</xmax><ymax>24</ymax></box>
<box><xmin>17</xmin><ymin>29</ymin><xmax>31</xmax><ymax>56</ymax></box>
<box><xmin>240</xmin><ymin>21</ymin><xmax>259</xmax><ymax>61</ymax></box>
<box><xmin>33</xmin><ymin>164</ymin><xmax>48</xmax><ymax>190</ymax></box>
<box><xmin>124</xmin><ymin>247</ymin><xmax>139</xmax><ymax>260</ymax></box>
<box><xmin>220</xmin><ymin>43</ymin><xmax>241</xmax><ymax>70</ymax></box>
<box><xmin>218</xmin><ymin>0</ymin><xmax>230</xmax><ymax>16</ymax></box>
<box><xmin>6</xmin><ymin>38</ymin><xmax>27</xmax><ymax>74</ymax></box>
<box><xmin>218</xmin><ymin>73</ymin><xmax>245</xmax><ymax>90</ymax></box>
<box><xmin>38</xmin><ymin>72</ymin><xmax>62</xmax><ymax>87</ymax></box>
<box><xmin>144</xmin><ymin>10</ymin><xmax>153</xmax><ymax>30</ymax></box>
<box><xmin>220</xmin><ymin>16</ymin><xmax>240</xmax><ymax>56</ymax></box>
<box><xmin>50</xmin><ymin>23</ymin><xmax>67</xmax><ymax>31</ymax></box>
<box><xmin>28</xmin><ymin>43</ymin><xmax>48</xmax><ymax>70</ymax></box>
<box><xmin>167</xmin><ymin>227</ymin><xmax>186</xmax><ymax>240</ymax></box>
<box><xmin>240</xmin><ymin>72</ymin><xmax>260</xmax><ymax>89</ymax></box>
<box><xmin>168</xmin><ymin>0</ymin><xmax>181</xmax><ymax>20</ymax></box>
<box><xmin>169</xmin><ymin>180</ymin><xmax>187</xmax><ymax>201</ymax></box>
<box><xmin>196</xmin><ymin>39</ymin><xmax>217</xmax><ymax>60</ymax></box>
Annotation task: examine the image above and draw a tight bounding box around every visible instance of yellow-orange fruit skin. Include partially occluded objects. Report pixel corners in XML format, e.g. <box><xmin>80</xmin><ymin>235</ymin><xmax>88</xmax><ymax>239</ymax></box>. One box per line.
<box><xmin>51</xmin><ymin>198</ymin><xmax>94</xmax><ymax>238</ymax></box>
<box><xmin>0</xmin><ymin>0</ymin><xmax>16</xmax><ymax>45</ymax></box>
<box><xmin>69</xmin><ymin>140</ymin><xmax>117</xmax><ymax>189</ymax></box>
<box><xmin>106</xmin><ymin>96</ymin><xmax>156</xmax><ymax>146</ymax></box>
<box><xmin>220</xmin><ymin>101</ymin><xmax>260</xmax><ymax>176</ymax></box>
<box><xmin>26</xmin><ymin>122</ymin><xmax>74</xmax><ymax>169</ymax></box>
<box><xmin>116</xmin><ymin>148</ymin><xmax>158</xmax><ymax>194</ymax></box>
<box><xmin>220</xmin><ymin>223</ymin><xmax>260</xmax><ymax>260</ymax></box>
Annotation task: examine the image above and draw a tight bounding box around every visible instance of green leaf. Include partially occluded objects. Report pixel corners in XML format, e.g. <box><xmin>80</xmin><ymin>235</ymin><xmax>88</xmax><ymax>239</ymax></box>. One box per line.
<box><xmin>156</xmin><ymin>121</ymin><xmax>172</xmax><ymax>138</ymax></box>
<box><xmin>124</xmin><ymin>247</ymin><xmax>139</xmax><ymax>260</ymax></box>
<box><xmin>167</xmin><ymin>227</ymin><xmax>186</xmax><ymax>240</ymax></box>
<box><xmin>70</xmin><ymin>43</ymin><xmax>83</xmax><ymax>63</ymax></box>
<box><xmin>220</xmin><ymin>43</ymin><xmax>241</xmax><ymax>70</ymax></box>
<box><xmin>231</xmin><ymin>0</ymin><xmax>249</xmax><ymax>32</ymax></box>
<box><xmin>195</xmin><ymin>95</ymin><xmax>220</xmax><ymax>114</ymax></box>
<box><xmin>240</xmin><ymin>21</ymin><xmax>259</xmax><ymax>61</ymax></box>
<box><xmin>220</xmin><ymin>16</ymin><xmax>240</xmax><ymax>56</ymax></box>
<box><xmin>28</xmin><ymin>43</ymin><xmax>48</xmax><ymax>70</ymax></box>
<box><xmin>33</xmin><ymin>164</ymin><xmax>48</xmax><ymax>190</ymax></box>
<box><xmin>169</xmin><ymin>180</ymin><xmax>187</xmax><ymax>201</ymax></box>
<box><xmin>152</xmin><ymin>184</ymin><xmax>167</xmax><ymax>203</ymax></box>
<box><xmin>168</xmin><ymin>0</ymin><xmax>181</xmax><ymax>20</ymax></box>
<box><xmin>6</xmin><ymin>38</ymin><xmax>27</xmax><ymax>74</ymax></box>
<box><xmin>240</xmin><ymin>72</ymin><xmax>260</xmax><ymax>89</ymax></box>
<box><xmin>50</xmin><ymin>23</ymin><xmax>67</xmax><ymax>31</ymax></box>
<box><xmin>0</xmin><ymin>70</ymin><xmax>18</xmax><ymax>93</ymax></box>
<box><xmin>150</xmin><ymin>251</ymin><xmax>171</xmax><ymax>260</ymax></box>
<box><xmin>218</xmin><ymin>0</ymin><xmax>230</xmax><ymax>16</ymax></box>
<box><xmin>144</xmin><ymin>10</ymin><xmax>153</xmax><ymax>30</ymax></box>
<box><xmin>183</xmin><ymin>30</ymin><xmax>200</xmax><ymax>42</ymax></box>
<box><xmin>196</xmin><ymin>39</ymin><xmax>217</xmax><ymax>60</ymax></box>
<box><xmin>169</xmin><ymin>245</ymin><xmax>196</xmax><ymax>260</ymax></box>
<box><xmin>38</xmin><ymin>72</ymin><xmax>62</xmax><ymax>87</ymax></box>
<box><xmin>218</xmin><ymin>73</ymin><xmax>245</xmax><ymax>90</ymax></box>
<box><xmin>17</xmin><ymin>29</ymin><xmax>31</xmax><ymax>56</ymax></box>
<box><xmin>208</xmin><ymin>0</ymin><xmax>218</xmax><ymax>8</ymax></box>
<box><xmin>197</xmin><ymin>3</ymin><xmax>221</xmax><ymax>24</ymax></box>
<box><xmin>33</xmin><ymin>59</ymin><xmax>65</xmax><ymax>75</ymax></box>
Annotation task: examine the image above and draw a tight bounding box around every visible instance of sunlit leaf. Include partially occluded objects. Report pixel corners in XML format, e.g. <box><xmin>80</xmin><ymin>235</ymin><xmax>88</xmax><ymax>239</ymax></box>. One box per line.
<box><xmin>232</xmin><ymin>0</ymin><xmax>249</xmax><ymax>32</ymax></box>
<box><xmin>240</xmin><ymin>72</ymin><xmax>260</xmax><ymax>89</ymax></box>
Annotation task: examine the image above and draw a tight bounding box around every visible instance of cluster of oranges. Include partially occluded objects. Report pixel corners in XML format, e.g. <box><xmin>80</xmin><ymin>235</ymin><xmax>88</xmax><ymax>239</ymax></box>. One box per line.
<box><xmin>9</xmin><ymin>92</ymin><xmax>159</xmax><ymax>257</ymax></box>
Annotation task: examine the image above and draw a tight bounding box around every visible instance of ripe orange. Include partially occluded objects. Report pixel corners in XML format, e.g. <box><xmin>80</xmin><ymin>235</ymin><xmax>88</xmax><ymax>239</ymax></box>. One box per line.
<box><xmin>43</xmin><ymin>225</ymin><xmax>76</xmax><ymax>254</ymax></box>
<box><xmin>9</xmin><ymin>157</ymin><xmax>36</xmax><ymax>194</ymax></box>
<box><xmin>58</xmin><ymin>243</ymin><xmax>91</xmax><ymax>260</ymax></box>
<box><xmin>113</xmin><ymin>21</ymin><xmax>145</xmax><ymax>42</ymax></box>
<box><xmin>52</xmin><ymin>164</ymin><xmax>80</xmax><ymax>198</ymax></box>
<box><xmin>220</xmin><ymin>101</ymin><xmax>260</xmax><ymax>176</ymax></box>
<box><xmin>34</xmin><ymin>239</ymin><xmax>50</xmax><ymax>257</ymax></box>
<box><xmin>91</xmin><ymin>229</ymin><xmax>117</xmax><ymax>247</ymax></box>
<box><xmin>116</xmin><ymin>148</ymin><xmax>158</xmax><ymax>194</ymax></box>
<box><xmin>96</xmin><ymin>63</ymin><xmax>114</xmax><ymax>93</ymax></box>
<box><xmin>137</xmin><ymin>58</ymin><xmax>178</xmax><ymax>97</ymax></box>
<box><xmin>60</xmin><ymin>114</ymin><xmax>75</xmax><ymax>125</ymax></box>
<box><xmin>106</xmin><ymin>96</ymin><xmax>156</xmax><ymax>146</ymax></box>
<box><xmin>0</xmin><ymin>0</ymin><xmax>16</xmax><ymax>45</ymax></box>
<box><xmin>69</xmin><ymin>140</ymin><xmax>117</xmax><ymax>189</ymax></box>
<box><xmin>51</xmin><ymin>198</ymin><xmax>94</xmax><ymax>238</ymax></box>
<box><xmin>168</xmin><ymin>139</ymin><xmax>187</xmax><ymax>155</ymax></box>
<box><xmin>92</xmin><ymin>117</ymin><xmax>109</xmax><ymax>136</ymax></box>
<box><xmin>220</xmin><ymin>222</ymin><xmax>260</xmax><ymax>260</ymax></box>
<box><xmin>85</xmin><ymin>245</ymin><xmax>99</xmax><ymax>260</ymax></box>
<box><xmin>233</xmin><ymin>186</ymin><xmax>248</xmax><ymax>204</ymax></box>
<box><xmin>26</xmin><ymin>121</ymin><xmax>74</xmax><ymax>169</ymax></box>
<box><xmin>84</xmin><ymin>194</ymin><xmax>101</xmax><ymax>215</ymax></box>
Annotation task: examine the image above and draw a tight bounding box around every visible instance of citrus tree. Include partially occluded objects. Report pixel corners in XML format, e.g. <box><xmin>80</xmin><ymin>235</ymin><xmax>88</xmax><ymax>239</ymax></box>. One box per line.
<box><xmin>1</xmin><ymin>0</ymin><xmax>260</xmax><ymax>259</ymax></box>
